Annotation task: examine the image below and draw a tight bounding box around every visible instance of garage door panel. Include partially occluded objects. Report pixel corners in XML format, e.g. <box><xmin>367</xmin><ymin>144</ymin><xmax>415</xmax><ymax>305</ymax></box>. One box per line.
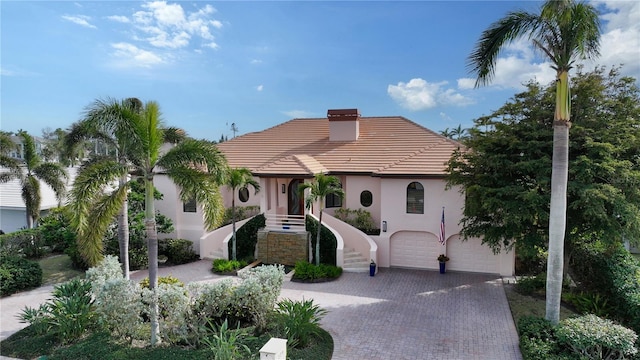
<box><xmin>390</xmin><ymin>231</ymin><xmax>440</xmax><ymax>269</ymax></box>
<box><xmin>447</xmin><ymin>235</ymin><xmax>498</xmax><ymax>273</ymax></box>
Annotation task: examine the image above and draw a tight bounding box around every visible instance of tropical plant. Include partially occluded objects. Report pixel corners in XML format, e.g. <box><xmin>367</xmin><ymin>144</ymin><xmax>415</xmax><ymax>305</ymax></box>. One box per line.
<box><xmin>68</xmin><ymin>97</ymin><xmax>228</xmax><ymax>345</ymax></box>
<box><xmin>467</xmin><ymin>0</ymin><xmax>601</xmax><ymax>324</ymax></box>
<box><xmin>298</xmin><ymin>173</ymin><xmax>344</xmax><ymax>266</ymax></box>
<box><xmin>276</xmin><ymin>298</ymin><xmax>328</xmax><ymax>348</ymax></box>
<box><xmin>224</xmin><ymin>168</ymin><xmax>260</xmax><ymax>261</ymax></box>
<box><xmin>0</xmin><ymin>131</ymin><xmax>68</xmax><ymax>229</ymax></box>
<box><xmin>201</xmin><ymin>319</ymin><xmax>252</xmax><ymax>360</ymax></box>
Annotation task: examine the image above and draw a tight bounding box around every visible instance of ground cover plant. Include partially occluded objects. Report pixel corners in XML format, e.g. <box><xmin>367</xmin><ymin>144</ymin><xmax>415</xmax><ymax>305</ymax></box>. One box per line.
<box><xmin>1</xmin><ymin>255</ymin><xmax>333</xmax><ymax>359</ymax></box>
<box><xmin>212</xmin><ymin>258</ymin><xmax>247</xmax><ymax>274</ymax></box>
<box><xmin>291</xmin><ymin>261</ymin><xmax>342</xmax><ymax>282</ymax></box>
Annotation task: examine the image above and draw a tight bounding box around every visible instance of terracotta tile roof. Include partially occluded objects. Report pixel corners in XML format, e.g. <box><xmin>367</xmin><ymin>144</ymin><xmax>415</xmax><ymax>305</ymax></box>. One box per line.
<box><xmin>217</xmin><ymin>115</ymin><xmax>462</xmax><ymax>177</ymax></box>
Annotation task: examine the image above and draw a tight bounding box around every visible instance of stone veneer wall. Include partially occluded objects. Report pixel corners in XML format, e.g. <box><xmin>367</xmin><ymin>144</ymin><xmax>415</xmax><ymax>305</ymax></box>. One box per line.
<box><xmin>257</xmin><ymin>229</ymin><xmax>309</xmax><ymax>265</ymax></box>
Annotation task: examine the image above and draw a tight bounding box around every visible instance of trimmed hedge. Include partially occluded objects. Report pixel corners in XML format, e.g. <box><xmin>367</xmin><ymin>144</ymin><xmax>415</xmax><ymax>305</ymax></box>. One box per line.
<box><xmin>0</xmin><ymin>229</ymin><xmax>45</xmax><ymax>259</ymax></box>
<box><xmin>305</xmin><ymin>216</ymin><xmax>337</xmax><ymax>266</ymax></box>
<box><xmin>570</xmin><ymin>242</ymin><xmax>640</xmax><ymax>335</ymax></box>
<box><xmin>292</xmin><ymin>261</ymin><xmax>342</xmax><ymax>281</ymax></box>
<box><xmin>0</xmin><ymin>255</ymin><xmax>43</xmax><ymax>296</ymax></box>
<box><xmin>227</xmin><ymin>213</ymin><xmax>266</xmax><ymax>262</ymax></box>
<box><xmin>159</xmin><ymin>238</ymin><xmax>199</xmax><ymax>265</ymax></box>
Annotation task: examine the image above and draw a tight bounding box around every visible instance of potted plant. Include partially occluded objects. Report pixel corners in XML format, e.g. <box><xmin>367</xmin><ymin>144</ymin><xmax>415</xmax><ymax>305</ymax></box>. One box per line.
<box><xmin>369</xmin><ymin>259</ymin><xmax>376</xmax><ymax>277</ymax></box>
<box><xmin>437</xmin><ymin>254</ymin><xmax>449</xmax><ymax>274</ymax></box>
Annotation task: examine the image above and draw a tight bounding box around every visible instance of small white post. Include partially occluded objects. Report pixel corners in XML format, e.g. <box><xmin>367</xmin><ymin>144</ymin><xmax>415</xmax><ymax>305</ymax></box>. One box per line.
<box><xmin>259</xmin><ymin>337</ymin><xmax>287</xmax><ymax>360</ymax></box>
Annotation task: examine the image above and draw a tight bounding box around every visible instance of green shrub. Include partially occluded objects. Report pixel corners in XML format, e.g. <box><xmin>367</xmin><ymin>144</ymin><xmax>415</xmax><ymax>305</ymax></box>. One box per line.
<box><xmin>159</xmin><ymin>238</ymin><xmax>199</xmax><ymax>265</ymax></box>
<box><xmin>562</xmin><ymin>291</ymin><xmax>612</xmax><ymax>317</ymax></box>
<box><xmin>517</xmin><ymin>316</ymin><xmax>568</xmax><ymax>359</ymax></box>
<box><xmin>18</xmin><ymin>279</ymin><xmax>95</xmax><ymax>344</ymax></box>
<box><xmin>305</xmin><ymin>216</ymin><xmax>337</xmax><ymax>266</ymax></box>
<box><xmin>227</xmin><ymin>213</ymin><xmax>265</xmax><ymax>263</ymax></box>
<box><xmin>221</xmin><ymin>206</ymin><xmax>260</xmax><ymax>226</ymax></box>
<box><xmin>571</xmin><ymin>243</ymin><xmax>640</xmax><ymax>335</ymax></box>
<box><xmin>516</xmin><ymin>273</ymin><xmax>547</xmax><ymax>296</ymax></box>
<box><xmin>139</xmin><ymin>275</ymin><xmax>185</xmax><ymax>289</ymax></box>
<box><xmin>293</xmin><ymin>261</ymin><xmax>342</xmax><ymax>281</ymax></box>
<box><xmin>0</xmin><ymin>255</ymin><xmax>43</xmax><ymax>296</ymax></box>
<box><xmin>556</xmin><ymin>314</ymin><xmax>638</xmax><ymax>359</ymax></box>
<box><xmin>0</xmin><ymin>229</ymin><xmax>45</xmax><ymax>258</ymax></box>
<box><xmin>92</xmin><ymin>278</ymin><xmax>143</xmax><ymax>343</ymax></box>
<box><xmin>212</xmin><ymin>259</ymin><xmax>247</xmax><ymax>273</ymax></box>
<box><xmin>201</xmin><ymin>319</ymin><xmax>252</xmax><ymax>360</ymax></box>
<box><xmin>333</xmin><ymin>208</ymin><xmax>379</xmax><ymax>234</ymax></box>
<box><xmin>276</xmin><ymin>298</ymin><xmax>328</xmax><ymax>348</ymax></box>
<box><xmin>38</xmin><ymin>208</ymin><xmax>76</xmax><ymax>254</ymax></box>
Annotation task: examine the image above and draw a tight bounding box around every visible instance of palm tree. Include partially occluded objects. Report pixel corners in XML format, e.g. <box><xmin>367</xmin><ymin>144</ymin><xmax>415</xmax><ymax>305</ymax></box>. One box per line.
<box><xmin>467</xmin><ymin>0</ymin><xmax>601</xmax><ymax>324</ymax></box>
<box><xmin>298</xmin><ymin>173</ymin><xmax>344</xmax><ymax>266</ymax></box>
<box><xmin>0</xmin><ymin>131</ymin><xmax>68</xmax><ymax>229</ymax></box>
<box><xmin>68</xmin><ymin>98</ymin><xmax>227</xmax><ymax>345</ymax></box>
<box><xmin>225</xmin><ymin>167</ymin><xmax>260</xmax><ymax>261</ymax></box>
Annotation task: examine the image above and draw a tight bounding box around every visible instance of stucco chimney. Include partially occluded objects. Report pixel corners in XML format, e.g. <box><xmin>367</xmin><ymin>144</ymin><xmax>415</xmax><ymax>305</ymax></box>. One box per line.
<box><xmin>327</xmin><ymin>108</ymin><xmax>360</xmax><ymax>141</ymax></box>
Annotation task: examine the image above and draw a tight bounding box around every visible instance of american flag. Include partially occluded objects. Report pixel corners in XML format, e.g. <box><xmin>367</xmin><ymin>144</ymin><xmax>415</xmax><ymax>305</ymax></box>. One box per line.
<box><xmin>439</xmin><ymin>208</ymin><xmax>446</xmax><ymax>245</ymax></box>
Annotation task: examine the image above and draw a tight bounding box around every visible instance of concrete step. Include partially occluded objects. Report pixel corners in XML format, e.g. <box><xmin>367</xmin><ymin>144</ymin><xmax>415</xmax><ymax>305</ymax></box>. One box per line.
<box><xmin>209</xmin><ymin>248</ymin><xmax>224</xmax><ymax>259</ymax></box>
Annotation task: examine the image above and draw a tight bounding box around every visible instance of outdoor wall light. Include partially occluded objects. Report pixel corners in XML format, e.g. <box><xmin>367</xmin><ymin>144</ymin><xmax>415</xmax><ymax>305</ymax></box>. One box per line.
<box><xmin>382</xmin><ymin>221</ymin><xmax>387</xmax><ymax>232</ymax></box>
<box><xmin>281</xmin><ymin>184</ymin><xmax>286</xmax><ymax>194</ymax></box>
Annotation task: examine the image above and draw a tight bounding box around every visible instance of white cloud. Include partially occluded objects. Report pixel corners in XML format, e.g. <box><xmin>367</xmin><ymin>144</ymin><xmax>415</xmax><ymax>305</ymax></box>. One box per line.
<box><xmin>439</xmin><ymin>112</ymin><xmax>453</xmax><ymax>122</ymax></box>
<box><xmin>61</xmin><ymin>15</ymin><xmax>96</xmax><ymax>29</ymax></box>
<box><xmin>387</xmin><ymin>78</ymin><xmax>475</xmax><ymax>111</ymax></box>
<box><xmin>584</xmin><ymin>1</ymin><xmax>640</xmax><ymax>80</ymax></box>
<box><xmin>282</xmin><ymin>110</ymin><xmax>314</xmax><ymax>118</ymax></box>
<box><xmin>106</xmin><ymin>15</ymin><xmax>130</xmax><ymax>23</ymax></box>
<box><xmin>256</xmin><ymin>85</ymin><xmax>264</xmax><ymax>92</ymax></box>
<box><xmin>251</xmin><ymin>59</ymin><xmax>263</xmax><ymax>64</ymax></box>
<box><xmin>110</xmin><ymin>42</ymin><xmax>163</xmax><ymax>68</ymax></box>
<box><xmin>124</xmin><ymin>1</ymin><xmax>222</xmax><ymax>50</ymax></box>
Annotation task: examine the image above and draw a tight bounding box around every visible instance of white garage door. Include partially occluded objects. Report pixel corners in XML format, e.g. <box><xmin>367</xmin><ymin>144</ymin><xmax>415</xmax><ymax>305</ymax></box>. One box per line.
<box><xmin>446</xmin><ymin>235</ymin><xmax>499</xmax><ymax>274</ymax></box>
<box><xmin>390</xmin><ymin>231</ymin><xmax>441</xmax><ymax>269</ymax></box>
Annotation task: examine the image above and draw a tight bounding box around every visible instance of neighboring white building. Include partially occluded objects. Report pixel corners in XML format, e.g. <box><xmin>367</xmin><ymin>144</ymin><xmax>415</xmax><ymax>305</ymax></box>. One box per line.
<box><xmin>157</xmin><ymin>109</ymin><xmax>515</xmax><ymax>276</ymax></box>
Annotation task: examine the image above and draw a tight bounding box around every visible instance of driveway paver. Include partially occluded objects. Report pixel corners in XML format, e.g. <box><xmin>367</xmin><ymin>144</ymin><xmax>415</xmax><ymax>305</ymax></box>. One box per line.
<box><xmin>0</xmin><ymin>260</ymin><xmax>522</xmax><ymax>360</ymax></box>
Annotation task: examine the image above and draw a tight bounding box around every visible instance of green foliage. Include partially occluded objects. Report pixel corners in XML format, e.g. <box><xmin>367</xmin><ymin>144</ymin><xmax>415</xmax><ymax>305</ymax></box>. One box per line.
<box><xmin>0</xmin><ymin>255</ymin><xmax>43</xmax><ymax>296</ymax></box>
<box><xmin>570</xmin><ymin>243</ymin><xmax>640</xmax><ymax>335</ymax></box>
<box><xmin>201</xmin><ymin>319</ymin><xmax>252</xmax><ymax>360</ymax></box>
<box><xmin>516</xmin><ymin>273</ymin><xmax>547</xmax><ymax>296</ymax></box>
<box><xmin>447</xmin><ymin>67</ymin><xmax>640</xmax><ymax>255</ymax></box>
<box><xmin>221</xmin><ymin>206</ymin><xmax>260</xmax><ymax>227</ymax></box>
<box><xmin>212</xmin><ymin>259</ymin><xmax>247</xmax><ymax>273</ymax></box>
<box><xmin>92</xmin><ymin>278</ymin><xmax>143</xmax><ymax>343</ymax></box>
<box><xmin>38</xmin><ymin>207</ymin><xmax>76</xmax><ymax>254</ymax></box>
<box><xmin>276</xmin><ymin>298</ymin><xmax>328</xmax><ymax>348</ymax></box>
<box><xmin>556</xmin><ymin>314</ymin><xmax>638</xmax><ymax>359</ymax></box>
<box><xmin>517</xmin><ymin>316</ymin><xmax>568</xmax><ymax>359</ymax></box>
<box><xmin>0</xmin><ymin>228</ymin><xmax>45</xmax><ymax>258</ymax></box>
<box><xmin>86</xmin><ymin>255</ymin><xmax>123</xmax><ymax>289</ymax></box>
<box><xmin>227</xmin><ymin>213</ymin><xmax>266</xmax><ymax>262</ymax></box>
<box><xmin>139</xmin><ymin>275</ymin><xmax>184</xmax><ymax>289</ymax></box>
<box><xmin>305</xmin><ymin>216</ymin><xmax>337</xmax><ymax>266</ymax></box>
<box><xmin>562</xmin><ymin>291</ymin><xmax>612</xmax><ymax>317</ymax></box>
<box><xmin>292</xmin><ymin>261</ymin><xmax>342</xmax><ymax>281</ymax></box>
<box><xmin>19</xmin><ymin>279</ymin><xmax>95</xmax><ymax>344</ymax></box>
<box><xmin>158</xmin><ymin>238</ymin><xmax>199</xmax><ymax>265</ymax></box>
<box><xmin>333</xmin><ymin>208</ymin><xmax>379</xmax><ymax>234</ymax></box>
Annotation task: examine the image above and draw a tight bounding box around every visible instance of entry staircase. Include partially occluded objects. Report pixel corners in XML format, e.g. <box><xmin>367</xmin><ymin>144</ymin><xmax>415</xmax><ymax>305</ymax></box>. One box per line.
<box><xmin>342</xmin><ymin>247</ymin><xmax>369</xmax><ymax>273</ymax></box>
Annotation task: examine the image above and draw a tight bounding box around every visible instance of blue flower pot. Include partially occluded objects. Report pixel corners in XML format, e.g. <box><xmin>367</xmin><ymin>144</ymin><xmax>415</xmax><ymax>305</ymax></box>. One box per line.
<box><xmin>439</xmin><ymin>262</ymin><xmax>446</xmax><ymax>274</ymax></box>
<box><xmin>369</xmin><ymin>263</ymin><xmax>376</xmax><ymax>276</ymax></box>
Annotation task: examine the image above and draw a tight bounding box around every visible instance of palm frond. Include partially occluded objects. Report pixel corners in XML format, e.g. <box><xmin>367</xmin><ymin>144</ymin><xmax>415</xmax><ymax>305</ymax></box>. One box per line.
<box><xmin>163</xmin><ymin>127</ymin><xmax>187</xmax><ymax>144</ymax></box>
<box><xmin>141</xmin><ymin>101</ymin><xmax>164</xmax><ymax>166</ymax></box>
<box><xmin>32</xmin><ymin>163</ymin><xmax>69</xmax><ymax>203</ymax></box>
<box><xmin>78</xmin><ymin>184</ymin><xmax>130</xmax><ymax>267</ymax></box>
<box><xmin>18</xmin><ymin>131</ymin><xmax>41</xmax><ymax>170</ymax></box>
<box><xmin>467</xmin><ymin>10</ymin><xmax>541</xmax><ymax>87</ymax></box>
<box><xmin>0</xmin><ymin>156</ymin><xmax>22</xmax><ymax>183</ymax></box>
<box><xmin>0</xmin><ymin>132</ymin><xmax>18</xmax><ymax>155</ymax></box>
<box><xmin>22</xmin><ymin>176</ymin><xmax>41</xmax><ymax>222</ymax></box>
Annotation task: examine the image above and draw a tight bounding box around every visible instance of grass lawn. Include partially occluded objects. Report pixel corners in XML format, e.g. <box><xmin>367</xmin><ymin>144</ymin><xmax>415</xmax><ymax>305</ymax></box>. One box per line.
<box><xmin>503</xmin><ymin>283</ymin><xmax>577</xmax><ymax>326</ymax></box>
<box><xmin>38</xmin><ymin>254</ymin><xmax>85</xmax><ymax>285</ymax></box>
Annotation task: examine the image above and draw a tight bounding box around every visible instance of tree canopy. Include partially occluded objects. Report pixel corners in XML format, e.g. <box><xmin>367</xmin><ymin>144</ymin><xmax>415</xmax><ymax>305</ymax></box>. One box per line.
<box><xmin>447</xmin><ymin>66</ymin><xmax>640</xmax><ymax>259</ymax></box>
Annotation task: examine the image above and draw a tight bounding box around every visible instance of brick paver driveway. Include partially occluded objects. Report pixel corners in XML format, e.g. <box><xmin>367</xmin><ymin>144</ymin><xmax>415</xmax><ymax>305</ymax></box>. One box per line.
<box><xmin>280</xmin><ymin>268</ymin><xmax>522</xmax><ymax>360</ymax></box>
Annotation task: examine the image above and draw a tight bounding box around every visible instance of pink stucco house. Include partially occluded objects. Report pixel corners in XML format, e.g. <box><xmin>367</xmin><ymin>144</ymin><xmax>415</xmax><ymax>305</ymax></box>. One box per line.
<box><xmin>156</xmin><ymin>109</ymin><xmax>515</xmax><ymax>276</ymax></box>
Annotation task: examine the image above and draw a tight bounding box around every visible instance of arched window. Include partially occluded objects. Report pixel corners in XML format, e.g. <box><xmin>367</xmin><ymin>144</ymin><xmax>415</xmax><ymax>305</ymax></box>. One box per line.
<box><xmin>238</xmin><ymin>187</ymin><xmax>250</xmax><ymax>203</ymax></box>
<box><xmin>406</xmin><ymin>182</ymin><xmax>424</xmax><ymax>214</ymax></box>
<box><xmin>360</xmin><ymin>190</ymin><xmax>373</xmax><ymax>207</ymax></box>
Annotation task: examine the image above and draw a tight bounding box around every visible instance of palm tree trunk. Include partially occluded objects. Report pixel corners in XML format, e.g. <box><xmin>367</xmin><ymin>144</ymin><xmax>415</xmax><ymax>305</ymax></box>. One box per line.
<box><xmin>546</xmin><ymin>70</ymin><xmax>571</xmax><ymax>325</ymax></box>
<box><xmin>316</xmin><ymin>210</ymin><xmax>322</xmax><ymax>266</ymax></box>
<box><xmin>231</xmin><ymin>197</ymin><xmax>237</xmax><ymax>261</ymax></box>
<box><xmin>26</xmin><ymin>214</ymin><xmax>34</xmax><ymax>229</ymax></box>
<box><xmin>145</xmin><ymin>178</ymin><xmax>160</xmax><ymax>345</ymax></box>
<box><xmin>117</xmin><ymin>175</ymin><xmax>130</xmax><ymax>279</ymax></box>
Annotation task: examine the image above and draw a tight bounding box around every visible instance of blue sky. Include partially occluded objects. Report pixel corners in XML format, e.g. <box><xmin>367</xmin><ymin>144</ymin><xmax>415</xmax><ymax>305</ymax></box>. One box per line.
<box><xmin>2</xmin><ymin>1</ymin><xmax>639</xmax><ymax>141</ymax></box>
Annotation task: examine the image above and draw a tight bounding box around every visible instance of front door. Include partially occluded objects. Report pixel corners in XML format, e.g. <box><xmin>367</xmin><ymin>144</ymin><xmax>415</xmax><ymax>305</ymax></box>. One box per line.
<box><xmin>288</xmin><ymin>179</ymin><xmax>304</xmax><ymax>215</ymax></box>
